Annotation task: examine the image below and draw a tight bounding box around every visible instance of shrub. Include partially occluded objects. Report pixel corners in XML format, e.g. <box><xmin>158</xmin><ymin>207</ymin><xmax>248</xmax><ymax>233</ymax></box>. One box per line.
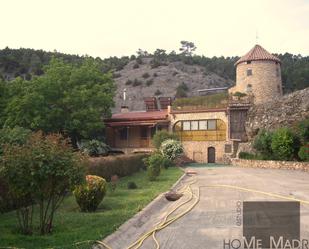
<box><xmin>133</xmin><ymin>79</ymin><xmax>142</xmax><ymax>86</ymax></box>
<box><xmin>127</xmin><ymin>181</ymin><xmax>137</xmax><ymax>189</ymax></box>
<box><xmin>146</xmin><ymin>79</ymin><xmax>153</xmax><ymax>86</ymax></box>
<box><xmin>79</xmin><ymin>139</ymin><xmax>110</xmax><ymax>157</ymax></box>
<box><xmin>0</xmin><ymin>132</ymin><xmax>86</xmax><ymax>234</ymax></box>
<box><xmin>298</xmin><ymin>144</ymin><xmax>309</xmax><ymax>161</ymax></box>
<box><xmin>74</xmin><ymin>175</ymin><xmax>107</xmax><ymax>212</ymax></box>
<box><xmin>155</xmin><ymin>89</ymin><xmax>162</xmax><ymax>96</ymax></box>
<box><xmin>153</xmin><ymin>72</ymin><xmax>158</xmax><ymax>77</ymax></box>
<box><xmin>0</xmin><ymin>126</ymin><xmax>31</xmax><ymax>156</ymax></box>
<box><xmin>88</xmin><ymin>154</ymin><xmax>148</xmax><ymax>181</ymax></box>
<box><xmin>152</xmin><ymin>130</ymin><xmax>179</xmax><ymax>149</ymax></box>
<box><xmin>297</xmin><ymin>118</ymin><xmax>309</xmax><ymax>143</ymax></box>
<box><xmin>271</xmin><ymin>128</ymin><xmax>295</xmax><ymax>161</ymax></box>
<box><xmin>161</xmin><ymin>157</ymin><xmax>173</xmax><ymax>169</ymax></box>
<box><xmin>239</xmin><ymin>152</ymin><xmax>257</xmax><ymax>160</ymax></box>
<box><xmin>233</xmin><ymin>92</ymin><xmax>247</xmax><ymax>98</ymax></box>
<box><xmin>253</xmin><ymin>129</ymin><xmax>273</xmax><ymax>157</ymax></box>
<box><xmin>133</xmin><ymin>63</ymin><xmax>139</xmax><ymax>69</ymax></box>
<box><xmin>142</xmin><ymin>72</ymin><xmax>150</xmax><ymax>79</ymax></box>
<box><xmin>125</xmin><ymin>79</ymin><xmax>133</xmax><ymax>85</ymax></box>
<box><xmin>160</xmin><ymin>139</ymin><xmax>183</xmax><ymax>161</ymax></box>
<box><xmin>144</xmin><ymin>153</ymin><xmax>162</xmax><ymax>181</ymax></box>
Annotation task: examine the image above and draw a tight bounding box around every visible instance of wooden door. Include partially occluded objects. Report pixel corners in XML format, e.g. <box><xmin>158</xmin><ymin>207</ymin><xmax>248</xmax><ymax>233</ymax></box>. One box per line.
<box><xmin>207</xmin><ymin>147</ymin><xmax>216</xmax><ymax>163</ymax></box>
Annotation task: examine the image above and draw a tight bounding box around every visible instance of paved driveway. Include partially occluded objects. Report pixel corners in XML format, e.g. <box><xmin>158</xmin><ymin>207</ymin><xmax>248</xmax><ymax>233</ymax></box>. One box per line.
<box><xmin>100</xmin><ymin>166</ymin><xmax>309</xmax><ymax>249</ymax></box>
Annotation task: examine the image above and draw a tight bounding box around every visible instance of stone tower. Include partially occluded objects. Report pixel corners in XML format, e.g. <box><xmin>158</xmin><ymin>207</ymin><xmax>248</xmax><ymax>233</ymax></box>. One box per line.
<box><xmin>229</xmin><ymin>44</ymin><xmax>282</xmax><ymax>104</ymax></box>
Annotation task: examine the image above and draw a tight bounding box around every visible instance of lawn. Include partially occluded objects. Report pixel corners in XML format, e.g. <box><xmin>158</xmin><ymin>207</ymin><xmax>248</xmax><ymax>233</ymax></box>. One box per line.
<box><xmin>0</xmin><ymin>167</ymin><xmax>182</xmax><ymax>249</ymax></box>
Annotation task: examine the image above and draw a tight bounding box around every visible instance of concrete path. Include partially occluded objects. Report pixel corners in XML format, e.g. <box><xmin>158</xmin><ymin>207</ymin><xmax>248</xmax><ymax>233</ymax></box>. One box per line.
<box><xmin>99</xmin><ymin>166</ymin><xmax>309</xmax><ymax>249</ymax></box>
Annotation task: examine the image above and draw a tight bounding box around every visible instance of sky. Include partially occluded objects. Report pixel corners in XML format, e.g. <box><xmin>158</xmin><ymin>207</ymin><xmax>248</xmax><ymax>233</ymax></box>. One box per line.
<box><xmin>0</xmin><ymin>0</ymin><xmax>308</xmax><ymax>58</ymax></box>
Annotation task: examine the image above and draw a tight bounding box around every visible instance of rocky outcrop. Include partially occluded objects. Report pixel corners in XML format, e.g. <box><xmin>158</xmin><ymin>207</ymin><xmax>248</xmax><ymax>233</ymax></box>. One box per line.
<box><xmin>113</xmin><ymin>58</ymin><xmax>233</xmax><ymax>111</ymax></box>
<box><xmin>246</xmin><ymin>87</ymin><xmax>309</xmax><ymax>139</ymax></box>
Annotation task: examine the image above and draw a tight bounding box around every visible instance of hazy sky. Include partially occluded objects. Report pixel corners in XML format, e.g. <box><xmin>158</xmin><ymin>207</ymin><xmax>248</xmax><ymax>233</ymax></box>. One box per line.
<box><xmin>1</xmin><ymin>0</ymin><xmax>308</xmax><ymax>58</ymax></box>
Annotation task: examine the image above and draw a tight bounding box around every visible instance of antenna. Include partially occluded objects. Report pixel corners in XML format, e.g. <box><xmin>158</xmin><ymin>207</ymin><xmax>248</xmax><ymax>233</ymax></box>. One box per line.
<box><xmin>123</xmin><ymin>88</ymin><xmax>127</xmax><ymax>102</ymax></box>
<box><xmin>256</xmin><ymin>29</ymin><xmax>259</xmax><ymax>44</ymax></box>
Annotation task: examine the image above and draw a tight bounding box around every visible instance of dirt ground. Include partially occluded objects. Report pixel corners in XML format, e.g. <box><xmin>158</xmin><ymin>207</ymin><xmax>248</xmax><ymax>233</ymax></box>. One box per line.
<box><xmin>98</xmin><ymin>166</ymin><xmax>309</xmax><ymax>249</ymax></box>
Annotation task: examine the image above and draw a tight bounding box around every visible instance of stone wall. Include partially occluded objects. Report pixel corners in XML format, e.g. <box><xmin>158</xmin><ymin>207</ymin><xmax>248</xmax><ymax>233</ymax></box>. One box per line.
<box><xmin>231</xmin><ymin>158</ymin><xmax>309</xmax><ymax>172</ymax></box>
<box><xmin>246</xmin><ymin>87</ymin><xmax>309</xmax><ymax>139</ymax></box>
<box><xmin>182</xmin><ymin>141</ymin><xmax>233</xmax><ymax>164</ymax></box>
<box><xmin>230</xmin><ymin>60</ymin><xmax>282</xmax><ymax>105</ymax></box>
<box><xmin>169</xmin><ymin>110</ymin><xmax>233</xmax><ymax>163</ymax></box>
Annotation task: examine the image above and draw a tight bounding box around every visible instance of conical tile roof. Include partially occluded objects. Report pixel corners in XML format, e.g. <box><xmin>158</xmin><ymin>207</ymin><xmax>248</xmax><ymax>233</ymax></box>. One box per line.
<box><xmin>235</xmin><ymin>44</ymin><xmax>281</xmax><ymax>66</ymax></box>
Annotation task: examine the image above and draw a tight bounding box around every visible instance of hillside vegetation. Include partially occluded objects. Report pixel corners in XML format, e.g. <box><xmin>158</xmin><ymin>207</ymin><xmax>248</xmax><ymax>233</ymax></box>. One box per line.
<box><xmin>0</xmin><ymin>46</ymin><xmax>308</xmax><ymax>111</ymax></box>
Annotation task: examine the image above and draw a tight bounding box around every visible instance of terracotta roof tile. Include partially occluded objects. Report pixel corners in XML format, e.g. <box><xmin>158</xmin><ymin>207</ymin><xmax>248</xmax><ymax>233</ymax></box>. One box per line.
<box><xmin>106</xmin><ymin>110</ymin><xmax>168</xmax><ymax>122</ymax></box>
<box><xmin>235</xmin><ymin>44</ymin><xmax>281</xmax><ymax>66</ymax></box>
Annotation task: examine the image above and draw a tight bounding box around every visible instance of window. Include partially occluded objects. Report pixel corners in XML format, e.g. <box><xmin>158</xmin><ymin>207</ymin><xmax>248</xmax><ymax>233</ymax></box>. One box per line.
<box><xmin>179</xmin><ymin>120</ymin><xmax>217</xmax><ymax>131</ymax></box>
<box><xmin>276</xmin><ymin>67</ymin><xmax>280</xmax><ymax>77</ymax></box>
<box><xmin>247</xmin><ymin>69</ymin><xmax>252</xmax><ymax>76</ymax></box>
<box><xmin>246</xmin><ymin>84</ymin><xmax>252</xmax><ymax>93</ymax></box>
<box><xmin>199</xmin><ymin>120</ymin><xmax>207</xmax><ymax>130</ymax></box>
<box><xmin>225</xmin><ymin>144</ymin><xmax>232</xmax><ymax>153</ymax></box>
<box><xmin>247</xmin><ymin>61</ymin><xmax>251</xmax><ymax>64</ymax></box>
<box><xmin>208</xmin><ymin>120</ymin><xmax>216</xmax><ymax>130</ymax></box>
<box><xmin>120</xmin><ymin>127</ymin><xmax>128</xmax><ymax>140</ymax></box>
<box><xmin>140</xmin><ymin>127</ymin><xmax>148</xmax><ymax>139</ymax></box>
<box><xmin>191</xmin><ymin>121</ymin><xmax>198</xmax><ymax>130</ymax></box>
<box><xmin>183</xmin><ymin>121</ymin><xmax>191</xmax><ymax>131</ymax></box>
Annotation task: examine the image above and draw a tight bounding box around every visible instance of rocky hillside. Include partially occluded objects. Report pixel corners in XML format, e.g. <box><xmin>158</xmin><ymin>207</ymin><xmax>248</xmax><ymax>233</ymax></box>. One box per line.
<box><xmin>113</xmin><ymin>58</ymin><xmax>233</xmax><ymax>111</ymax></box>
<box><xmin>246</xmin><ymin>87</ymin><xmax>309</xmax><ymax>139</ymax></box>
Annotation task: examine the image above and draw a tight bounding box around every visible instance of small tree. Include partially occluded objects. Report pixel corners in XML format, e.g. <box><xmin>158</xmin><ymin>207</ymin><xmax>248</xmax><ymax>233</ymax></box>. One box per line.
<box><xmin>144</xmin><ymin>153</ymin><xmax>162</xmax><ymax>181</ymax></box>
<box><xmin>271</xmin><ymin>128</ymin><xmax>295</xmax><ymax>161</ymax></box>
<box><xmin>179</xmin><ymin>41</ymin><xmax>196</xmax><ymax>56</ymax></box>
<box><xmin>253</xmin><ymin>129</ymin><xmax>273</xmax><ymax>158</ymax></box>
<box><xmin>0</xmin><ymin>132</ymin><xmax>86</xmax><ymax>235</ymax></box>
<box><xmin>152</xmin><ymin>130</ymin><xmax>179</xmax><ymax>149</ymax></box>
<box><xmin>160</xmin><ymin>139</ymin><xmax>183</xmax><ymax>161</ymax></box>
<box><xmin>298</xmin><ymin>144</ymin><xmax>309</xmax><ymax>161</ymax></box>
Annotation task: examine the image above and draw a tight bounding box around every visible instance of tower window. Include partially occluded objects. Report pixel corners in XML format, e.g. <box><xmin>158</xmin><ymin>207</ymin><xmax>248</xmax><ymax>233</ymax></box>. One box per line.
<box><xmin>276</xmin><ymin>67</ymin><xmax>280</xmax><ymax>77</ymax></box>
<box><xmin>247</xmin><ymin>69</ymin><xmax>252</xmax><ymax>76</ymax></box>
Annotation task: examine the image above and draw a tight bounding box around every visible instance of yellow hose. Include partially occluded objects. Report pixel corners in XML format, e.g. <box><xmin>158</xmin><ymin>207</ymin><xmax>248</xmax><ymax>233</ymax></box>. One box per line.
<box><xmin>97</xmin><ymin>177</ymin><xmax>309</xmax><ymax>249</ymax></box>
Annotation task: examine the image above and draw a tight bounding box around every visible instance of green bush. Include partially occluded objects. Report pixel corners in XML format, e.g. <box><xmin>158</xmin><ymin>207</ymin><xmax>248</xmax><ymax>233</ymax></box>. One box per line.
<box><xmin>127</xmin><ymin>181</ymin><xmax>137</xmax><ymax>189</ymax></box>
<box><xmin>253</xmin><ymin>129</ymin><xmax>273</xmax><ymax>157</ymax></box>
<box><xmin>87</xmin><ymin>154</ymin><xmax>148</xmax><ymax>181</ymax></box>
<box><xmin>142</xmin><ymin>72</ymin><xmax>150</xmax><ymax>78</ymax></box>
<box><xmin>152</xmin><ymin>130</ymin><xmax>179</xmax><ymax>149</ymax></box>
<box><xmin>271</xmin><ymin>128</ymin><xmax>295</xmax><ymax>161</ymax></box>
<box><xmin>144</xmin><ymin>153</ymin><xmax>162</xmax><ymax>181</ymax></box>
<box><xmin>79</xmin><ymin>139</ymin><xmax>110</xmax><ymax>157</ymax></box>
<box><xmin>74</xmin><ymin>175</ymin><xmax>107</xmax><ymax>212</ymax></box>
<box><xmin>161</xmin><ymin>157</ymin><xmax>173</xmax><ymax>169</ymax></box>
<box><xmin>238</xmin><ymin>152</ymin><xmax>257</xmax><ymax>160</ymax></box>
<box><xmin>160</xmin><ymin>139</ymin><xmax>183</xmax><ymax>161</ymax></box>
<box><xmin>0</xmin><ymin>126</ymin><xmax>31</xmax><ymax>156</ymax></box>
<box><xmin>297</xmin><ymin>118</ymin><xmax>309</xmax><ymax>143</ymax></box>
<box><xmin>298</xmin><ymin>144</ymin><xmax>309</xmax><ymax>161</ymax></box>
<box><xmin>0</xmin><ymin>132</ymin><xmax>86</xmax><ymax>234</ymax></box>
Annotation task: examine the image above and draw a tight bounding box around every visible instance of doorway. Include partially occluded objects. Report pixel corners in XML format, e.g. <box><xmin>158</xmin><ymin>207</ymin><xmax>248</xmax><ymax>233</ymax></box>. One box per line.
<box><xmin>207</xmin><ymin>147</ymin><xmax>216</xmax><ymax>163</ymax></box>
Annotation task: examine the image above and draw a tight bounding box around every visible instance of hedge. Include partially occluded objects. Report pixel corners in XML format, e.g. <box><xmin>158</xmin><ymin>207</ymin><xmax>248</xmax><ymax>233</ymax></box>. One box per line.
<box><xmin>87</xmin><ymin>154</ymin><xmax>149</xmax><ymax>181</ymax></box>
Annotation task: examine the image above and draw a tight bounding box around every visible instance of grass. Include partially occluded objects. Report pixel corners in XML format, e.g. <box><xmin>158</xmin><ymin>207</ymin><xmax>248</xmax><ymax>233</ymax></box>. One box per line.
<box><xmin>0</xmin><ymin>167</ymin><xmax>182</xmax><ymax>249</ymax></box>
<box><xmin>172</xmin><ymin>92</ymin><xmax>228</xmax><ymax>111</ymax></box>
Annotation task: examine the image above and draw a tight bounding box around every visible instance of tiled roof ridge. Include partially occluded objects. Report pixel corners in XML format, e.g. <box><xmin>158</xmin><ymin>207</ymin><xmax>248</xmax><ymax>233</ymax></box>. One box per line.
<box><xmin>235</xmin><ymin>44</ymin><xmax>281</xmax><ymax>66</ymax></box>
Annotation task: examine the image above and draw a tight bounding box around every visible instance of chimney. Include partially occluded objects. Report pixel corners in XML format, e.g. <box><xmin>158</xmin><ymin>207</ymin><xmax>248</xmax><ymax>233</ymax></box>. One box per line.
<box><xmin>158</xmin><ymin>97</ymin><xmax>172</xmax><ymax>109</ymax></box>
<box><xmin>121</xmin><ymin>88</ymin><xmax>129</xmax><ymax>113</ymax></box>
<box><xmin>121</xmin><ymin>105</ymin><xmax>129</xmax><ymax>113</ymax></box>
<box><xmin>144</xmin><ymin>97</ymin><xmax>158</xmax><ymax>111</ymax></box>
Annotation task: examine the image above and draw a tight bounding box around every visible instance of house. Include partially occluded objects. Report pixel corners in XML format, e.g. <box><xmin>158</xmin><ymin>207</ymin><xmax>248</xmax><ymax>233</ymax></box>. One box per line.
<box><xmin>105</xmin><ymin>44</ymin><xmax>282</xmax><ymax>163</ymax></box>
